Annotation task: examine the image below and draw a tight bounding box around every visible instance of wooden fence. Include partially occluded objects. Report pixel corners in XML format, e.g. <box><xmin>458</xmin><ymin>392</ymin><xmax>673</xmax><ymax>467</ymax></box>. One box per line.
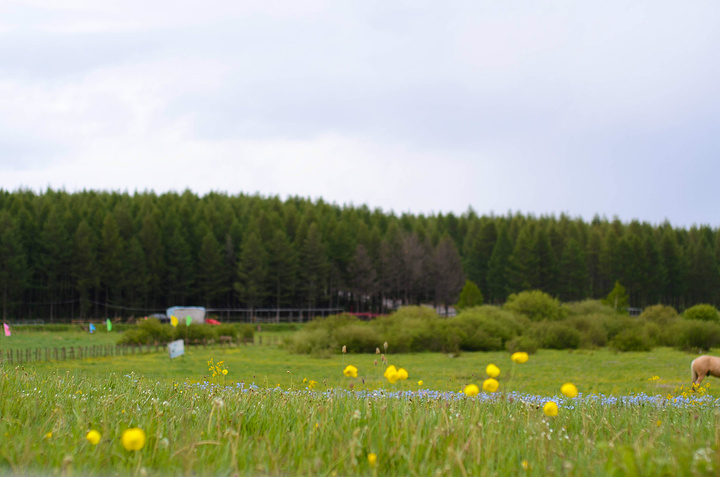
<box><xmin>0</xmin><ymin>334</ymin><xmax>282</xmax><ymax>365</ymax></box>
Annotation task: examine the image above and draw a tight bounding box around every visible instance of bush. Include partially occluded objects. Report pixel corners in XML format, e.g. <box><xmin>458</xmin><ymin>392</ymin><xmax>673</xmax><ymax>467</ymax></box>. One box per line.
<box><xmin>563</xmin><ymin>300</ymin><xmax>615</xmax><ymax>317</ymax></box>
<box><xmin>673</xmin><ymin>319</ymin><xmax>720</xmax><ymax>352</ymax></box>
<box><xmin>285</xmin><ymin>327</ymin><xmax>333</xmax><ymax>356</ymax></box>
<box><xmin>610</xmin><ymin>328</ymin><xmax>653</xmax><ymax>352</ymax></box>
<box><xmin>334</xmin><ymin>324</ymin><xmax>382</xmax><ymax>353</ymax></box>
<box><xmin>567</xmin><ymin>314</ymin><xmax>608</xmax><ymax>348</ymax></box>
<box><xmin>176</xmin><ymin>323</ymin><xmax>217</xmax><ymax>342</ymax></box>
<box><xmin>452</xmin><ymin>307</ymin><xmax>524</xmax><ymax>351</ymax></box>
<box><xmin>505</xmin><ymin>335</ymin><xmax>540</xmax><ymax>354</ymax></box>
<box><xmin>214</xmin><ymin>324</ymin><xmax>238</xmax><ymax>340</ymax></box>
<box><xmin>118</xmin><ymin>318</ymin><xmax>173</xmax><ymax>345</ymax></box>
<box><xmin>683</xmin><ymin>304</ymin><xmax>720</xmax><ymax>323</ymax></box>
<box><xmin>504</xmin><ymin>290</ymin><xmax>565</xmax><ymax>322</ymax></box>
<box><xmin>600</xmin><ymin>315</ymin><xmax>635</xmax><ymax>341</ymax></box>
<box><xmin>530</xmin><ymin>321</ymin><xmax>581</xmax><ymax>349</ymax></box>
<box><xmin>640</xmin><ymin>304</ymin><xmax>679</xmax><ymax>326</ymax></box>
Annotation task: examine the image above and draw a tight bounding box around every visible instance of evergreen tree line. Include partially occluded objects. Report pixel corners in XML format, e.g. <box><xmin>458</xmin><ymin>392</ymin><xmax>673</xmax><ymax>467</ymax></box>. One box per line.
<box><xmin>0</xmin><ymin>189</ymin><xmax>717</xmax><ymax>321</ymax></box>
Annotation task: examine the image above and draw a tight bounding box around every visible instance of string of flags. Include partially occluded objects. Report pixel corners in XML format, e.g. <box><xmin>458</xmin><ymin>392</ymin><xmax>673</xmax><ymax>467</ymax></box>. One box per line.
<box><xmin>3</xmin><ymin>323</ymin><xmax>10</xmax><ymax>337</ymax></box>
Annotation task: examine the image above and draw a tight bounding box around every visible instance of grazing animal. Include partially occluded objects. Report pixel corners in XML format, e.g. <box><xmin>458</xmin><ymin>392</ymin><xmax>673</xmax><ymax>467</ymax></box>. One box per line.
<box><xmin>690</xmin><ymin>355</ymin><xmax>720</xmax><ymax>386</ymax></box>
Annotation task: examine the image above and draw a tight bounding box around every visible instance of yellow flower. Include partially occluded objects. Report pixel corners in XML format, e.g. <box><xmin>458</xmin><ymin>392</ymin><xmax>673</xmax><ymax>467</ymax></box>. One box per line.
<box><xmin>343</xmin><ymin>365</ymin><xmax>358</xmax><ymax>378</ymax></box>
<box><xmin>418</xmin><ymin>380</ymin><xmax>424</xmax><ymax>386</ymax></box>
<box><xmin>511</xmin><ymin>352</ymin><xmax>529</xmax><ymax>364</ymax></box>
<box><xmin>397</xmin><ymin>368</ymin><xmax>408</xmax><ymax>380</ymax></box>
<box><xmin>521</xmin><ymin>460</ymin><xmax>529</xmax><ymax>471</ymax></box>
<box><xmin>222</xmin><ymin>369</ymin><xmax>228</xmax><ymax>375</ymax></box>
<box><xmin>482</xmin><ymin>378</ymin><xmax>499</xmax><ymax>393</ymax></box>
<box><xmin>561</xmin><ymin>383</ymin><xmax>578</xmax><ymax>398</ymax></box>
<box><xmin>486</xmin><ymin>364</ymin><xmax>500</xmax><ymax>378</ymax></box>
<box><xmin>86</xmin><ymin>430</ymin><xmax>101</xmax><ymax>445</ymax></box>
<box><xmin>464</xmin><ymin>384</ymin><xmax>480</xmax><ymax>397</ymax></box>
<box><xmin>384</xmin><ymin>365</ymin><xmax>399</xmax><ymax>383</ymax></box>
<box><xmin>543</xmin><ymin>401</ymin><xmax>559</xmax><ymax>417</ymax></box>
<box><xmin>45</xmin><ymin>431</ymin><xmax>52</xmax><ymax>439</ymax></box>
<box><xmin>368</xmin><ymin>453</ymin><xmax>377</xmax><ymax>467</ymax></box>
<box><xmin>121</xmin><ymin>428</ymin><xmax>146</xmax><ymax>452</ymax></box>
<box><xmin>656</xmin><ymin>420</ymin><xmax>662</xmax><ymax>427</ymax></box>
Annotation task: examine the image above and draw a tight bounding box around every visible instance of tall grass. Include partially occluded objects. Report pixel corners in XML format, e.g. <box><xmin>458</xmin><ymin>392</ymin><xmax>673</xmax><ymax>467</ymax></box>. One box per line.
<box><xmin>1</xmin><ymin>365</ymin><xmax>719</xmax><ymax>475</ymax></box>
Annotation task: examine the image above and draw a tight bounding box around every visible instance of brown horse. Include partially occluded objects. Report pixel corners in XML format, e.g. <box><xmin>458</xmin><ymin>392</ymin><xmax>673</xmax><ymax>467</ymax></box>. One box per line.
<box><xmin>691</xmin><ymin>355</ymin><xmax>720</xmax><ymax>386</ymax></box>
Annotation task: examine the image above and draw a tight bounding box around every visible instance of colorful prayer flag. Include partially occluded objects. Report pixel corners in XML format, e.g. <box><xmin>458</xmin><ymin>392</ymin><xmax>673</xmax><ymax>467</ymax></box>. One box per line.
<box><xmin>171</xmin><ymin>315</ymin><xmax>178</xmax><ymax>327</ymax></box>
<box><xmin>89</xmin><ymin>323</ymin><xmax>95</xmax><ymax>333</ymax></box>
<box><xmin>186</xmin><ymin>315</ymin><xmax>192</xmax><ymax>326</ymax></box>
<box><xmin>4</xmin><ymin>323</ymin><xmax>10</xmax><ymax>337</ymax></box>
<box><xmin>107</xmin><ymin>319</ymin><xmax>112</xmax><ymax>332</ymax></box>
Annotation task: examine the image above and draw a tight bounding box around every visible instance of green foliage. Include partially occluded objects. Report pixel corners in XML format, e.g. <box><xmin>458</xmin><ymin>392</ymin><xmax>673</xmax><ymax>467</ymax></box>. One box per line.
<box><xmin>566</xmin><ymin>314</ymin><xmax>608</xmax><ymax>348</ymax></box>
<box><xmin>610</xmin><ymin>328</ymin><xmax>654</xmax><ymax>352</ymax></box>
<box><xmin>4</xmin><ymin>189</ymin><xmax>720</xmax><ymax>322</ymax></box>
<box><xmin>504</xmin><ymin>335</ymin><xmax>540</xmax><ymax>354</ymax></box>
<box><xmin>639</xmin><ymin>304</ymin><xmax>679</xmax><ymax>326</ymax></box>
<box><xmin>673</xmin><ymin>319</ymin><xmax>720</xmax><ymax>352</ymax></box>
<box><xmin>117</xmin><ymin>320</ymin><xmax>254</xmax><ymax>346</ymax></box>
<box><xmin>602</xmin><ymin>281</ymin><xmax>629</xmax><ymax>313</ymax></box>
<box><xmin>563</xmin><ymin>300</ymin><xmax>615</xmax><ymax>317</ymax></box>
<box><xmin>529</xmin><ymin>321</ymin><xmax>581</xmax><ymax>349</ymax></box>
<box><xmin>682</xmin><ymin>304</ymin><xmax>720</xmax><ymax>323</ymax></box>
<box><xmin>456</xmin><ymin>280</ymin><xmax>484</xmax><ymax>310</ymax></box>
<box><xmin>504</xmin><ymin>290</ymin><xmax>565</xmax><ymax>322</ymax></box>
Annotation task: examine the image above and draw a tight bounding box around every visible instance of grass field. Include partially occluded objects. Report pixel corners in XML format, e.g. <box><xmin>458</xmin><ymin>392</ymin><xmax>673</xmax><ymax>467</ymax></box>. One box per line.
<box><xmin>2</xmin><ymin>329</ymin><xmax>720</xmax><ymax>475</ymax></box>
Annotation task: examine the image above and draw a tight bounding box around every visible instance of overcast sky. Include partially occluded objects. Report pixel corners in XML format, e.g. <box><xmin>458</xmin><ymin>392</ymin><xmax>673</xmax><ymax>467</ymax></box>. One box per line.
<box><xmin>1</xmin><ymin>1</ymin><xmax>719</xmax><ymax>227</ymax></box>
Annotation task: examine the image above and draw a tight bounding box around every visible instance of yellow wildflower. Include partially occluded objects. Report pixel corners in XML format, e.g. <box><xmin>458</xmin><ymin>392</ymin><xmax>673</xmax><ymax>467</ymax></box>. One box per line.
<box><xmin>543</xmin><ymin>401</ymin><xmax>559</xmax><ymax>417</ymax></box>
<box><xmin>464</xmin><ymin>384</ymin><xmax>480</xmax><ymax>397</ymax></box>
<box><xmin>486</xmin><ymin>364</ymin><xmax>500</xmax><ymax>378</ymax></box>
<box><xmin>397</xmin><ymin>368</ymin><xmax>408</xmax><ymax>380</ymax></box>
<box><xmin>121</xmin><ymin>428</ymin><xmax>146</xmax><ymax>452</ymax></box>
<box><xmin>521</xmin><ymin>460</ymin><xmax>529</xmax><ymax>471</ymax></box>
<box><xmin>222</xmin><ymin>369</ymin><xmax>228</xmax><ymax>375</ymax></box>
<box><xmin>511</xmin><ymin>352</ymin><xmax>529</xmax><ymax>364</ymax></box>
<box><xmin>418</xmin><ymin>380</ymin><xmax>424</xmax><ymax>386</ymax></box>
<box><xmin>86</xmin><ymin>430</ymin><xmax>101</xmax><ymax>445</ymax></box>
<box><xmin>368</xmin><ymin>453</ymin><xmax>377</xmax><ymax>467</ymax></box>
<box><xmin>561</xmin><ymin>383</ymin><xmax>578</xmax><ymax>398</ymax></box>
<box><xmin>482</xmin><ymin>378</ymin><xmax>499</xmax><ymax>393</ymax></box>
<box><xmin>343</xmin><ymin>365</ymin><xmax>358</xmax><ymax>378</ymax></box>
<box><xmin>384</xmin><ymin>365</ymin><xmax>399</xmax><ymax>383</ymax></box>
<box><xmin>45</xmin><ymin>431</ymin><xmax>52</xmax><ymax>439</ymax></box>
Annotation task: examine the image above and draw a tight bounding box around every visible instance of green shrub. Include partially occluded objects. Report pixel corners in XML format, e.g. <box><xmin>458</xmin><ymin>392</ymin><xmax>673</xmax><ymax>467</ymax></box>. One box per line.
<box><xmin>600</xmin><ymin>315</ymin><xmax>635</xmax><ymax>341</ymax></box>
<box><xmin>452</xmin><ymin>307</ymin><xmax>524</xmax><ymax>351</ymax></box>
<box><xmin>334</xmin><ymin>324</ymin><xmax>382</xmax><ymax>353</ymax></box>
<box><xmin>567</xmin><ymin>314</ymin><xmax>608</xmax><ymax>348</ymax></box>
<box><xmin>237</xmin><ymin>324</ymin><xmax>255</xmax><ymax>342</ymax></box>
<box><xmin>118</xmin><ymin>318</ymin><xmax>173</xmax><ymax>345</ymax></box>
<box><xmin>673</xmin><ymin>319</ymin><xmax>720</xmax><ymax>352</ymax></box>
<box><xmin>214</xmin><ymin>324</ymin><xmax>238</xmax><ymax>340</ymax></box>
<box><xmin>563</xmin><ymin>300</ymin><xmax>615</xmax><ymax>317</ymax></box>
<box><xmin>683</xmin><ymin>304</ymin><xmax>720</xmax><ymax>323</ymax></box>
<box><xmin>530</xmin><ymin>321</ymin><xmax>581</xmax><ymax>349</ymax></box>
<box><xmin>285</xmin><ymin>328</ymin><xmax>333</xmax><ymax>355</ymax></box>
<box><xmin>610</xmin><ymin>328</ymin><xmax>653</xmax><ymax>352</ymax></box>
<box><xmin>504</xmin><ymin>290</ymin><xmax>565</xmax><ymax>321</ymax></box>
<box><xmin>640</xmin><ymin>304</ymin><xmax>679</xmax><ymax>326</ymax></box>
<box><xmin>505</xmin><ymin>335</ymin><xmax>540</xmax><ymax>354</ymax></box>
<box><xmin>175</xmin><ymin>323</ymin><xmax>217</xmax><ymax>342</ymax></box>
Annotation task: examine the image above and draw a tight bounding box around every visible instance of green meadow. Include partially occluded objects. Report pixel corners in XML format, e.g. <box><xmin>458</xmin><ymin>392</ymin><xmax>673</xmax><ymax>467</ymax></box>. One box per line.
<box><xmin>2</xmin><ymin>329</ymin><xmax>720</xmax><ymax>475</ymax></box>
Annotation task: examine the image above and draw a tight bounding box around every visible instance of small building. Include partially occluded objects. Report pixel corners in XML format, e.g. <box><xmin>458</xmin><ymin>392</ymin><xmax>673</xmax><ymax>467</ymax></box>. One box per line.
<box><xmin>166</xmin><ymin>306</ymin><xmax>206</xmax><ymax>324</ymax></box>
